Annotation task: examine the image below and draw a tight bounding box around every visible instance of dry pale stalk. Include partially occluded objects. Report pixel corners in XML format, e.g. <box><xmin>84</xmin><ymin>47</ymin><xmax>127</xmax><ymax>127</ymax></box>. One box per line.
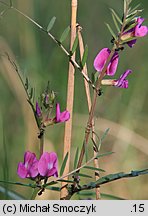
<box><xmin>60</xmin><ymin>0</ymin><xmax>78</xmax><ymax>199</ymax></box>
<box><xmin>77</xmin><ymin>27</ymin><xmax>100</xmax><ymax>199</ymax></box>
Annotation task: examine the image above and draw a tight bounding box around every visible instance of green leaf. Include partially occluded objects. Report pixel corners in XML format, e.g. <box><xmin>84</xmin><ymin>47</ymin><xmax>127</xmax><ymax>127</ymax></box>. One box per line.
<box><xmin>58</xmin><ymin>179</ymin><xmax>74</xmax><ymax>183</ymax></box>
<box><xmin>78</xmin><ymin>173</ymin><xmax>92</xmax><ymax>178</ymax></box>
<box><xmin>101</xmin><ymin>128</ymin><xmax>110</xmax><ymax>142</ymax></box>
<box><xmin>60</xmin><ymin>152</ymin><xmax>69</xmax><ymax>176</ymax></box>
<box><xmin>29</xmin><ymin>87</ymin><xmax>33</xmax><ymax>100</ymax></box>
<box><xmin>125</xmin><ymin>9</ymin><xmax>143</xmax><ymax>25</ymax></box>
<box><xmin>110</xmin><ymin>8</ymin><xmax>122</xmax><ymax>25</ymax></box>
<box><xmin>83</xmin><ymin>166</ymin><xmax>105</xmax><ymax>172</ymax></box>
<box><xmin>59</xmin><ymin>26</ymin><xmax>70</xmax><ymax>43</ymax></box>
<box><xmin>45</xmin><ymin>181</ymin><xmax>58</xmax><ymax>187</ymax></box>
<box><xmin>0</xmin><ymin>180</ymin><xmax>36</xmax><ymax>188</ymax></box>
<box><xmin>47</xmin><ymin>16</ymin><xmax>56</xmax><ymax>32</ymax></box>
<box><xmin>95</xmin><ymin>151</ymin><xmax>114</xmax><ymax>159</ymax></box>
<box><xmin>121</xmin><ymin>36</ymin><xmax>137</xmax><ymax>44</ymax></box>
<box><xmin>129</xmin><ymin>4</ymin><xmax>141</xmax><ymax>14</ymax></box>
<box><xmin>46</xmin><ymin>186</ymin><xmax>60</xmax><ymax>191</ymax></box>
<box><xmin>123</xmin><ymin>22</ymin><xmax>137</xmax><ymax>33</ymax></box>
<box><xmin>101</xmin><ymin>193</ymin><xmax>126</xmax><ymax>200</ymax></box>
<box><xmin>81</xmin><ymin>45</ymin><xmax>88</xmax><ymax>68</ymax></box>
<box><xmin>71</xmin><ymin>34</ymin><xmax>79</xmax><ymax>54</ymax></box>
<box><xmin>98</xmin><ymin>128</ymin><xmax>110</xmax><ymax>150</ymax></box>
<box><xmin>105</xmin><ymin>23</ymin><xmax>117</xmax><ymax>40</ymax></box>
<box><xmin>92</xmin><ymin>71</ymin><xmax>98</xmax><ymax>84</ymax></box>
<box><xmin>111</xmin><ymin>13</ymin><xmax>120</xmax><ymax>32</ymax></box>
<box><xmin>124</xmin><ymin>0</ymin><xmax>127</xmax><ymax>14</ymax></box>
<box><xmin>25</xmin><ymin>77</ymin><xmax>29</xmax><ymax>90</ymax></box>
<box><xmin>74</xmin><ymin>147</ymin><xmax>79</xmax><ymax>169</ymax></box>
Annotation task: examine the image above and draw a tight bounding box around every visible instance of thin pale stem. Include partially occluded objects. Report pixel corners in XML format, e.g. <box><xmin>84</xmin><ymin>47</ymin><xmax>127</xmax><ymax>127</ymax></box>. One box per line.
<box><xmin>60</xmin><ymin>0</ymin><xmax>78</xmax><ymax>200</ymax></box>
<box><xmin>77</xmin><ymin>26</ymin><xmax>100</xmax><ymax>200</ymax></box>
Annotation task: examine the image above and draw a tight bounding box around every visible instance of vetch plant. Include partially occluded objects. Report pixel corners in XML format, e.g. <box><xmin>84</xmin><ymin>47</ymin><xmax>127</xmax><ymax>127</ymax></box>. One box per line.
<box><xmin>0</xmin><ymin>0</ymin><xmax>148</xmax><ymax>200</ymax></box>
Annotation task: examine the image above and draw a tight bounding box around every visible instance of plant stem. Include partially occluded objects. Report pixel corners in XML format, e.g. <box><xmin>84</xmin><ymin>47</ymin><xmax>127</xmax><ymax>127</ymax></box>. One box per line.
<box><xmin>77</xmin><ymin>26</ymin><xmax>100</xmax><ymax>199</ymax></box>
<box><xmin>0</xmin><ymin>2</ymin><xmax>96</xmax><ymax>91</ymax></box>
<box><xmin>76</xmin><ymin>47</ymin><xmax>116</xmax><ymax>172</ymax></box>
<box><xmin>39</xmin><ymin>130</ymin><xmax>44</xmax><ymax>157</ymax></box>
<box><xmin>60</xmin><ymin>0</ymin><xmax>78</xmax><ymax>200</ymax></box>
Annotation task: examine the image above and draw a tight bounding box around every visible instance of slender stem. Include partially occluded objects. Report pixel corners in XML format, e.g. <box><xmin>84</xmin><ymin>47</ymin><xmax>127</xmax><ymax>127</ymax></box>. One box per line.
<box><xmin>76</xmin><ymin>47</ymin><xmax>116</xmax><ymax>171</ymax></box>
<box><xmin>77</xmin><ymin>26</ymin><xmax>100</xmax><ymax>200</ymax></box>
<box><xmin>0</xmin><ymin>2</ymin><xmax>96</xmax><ymax>91</ymax></box>
<box><xmin>60</xmin><ymin>0</ymin><xmax>78</xmax><ymax>200</ymax></box>
<box><xmin>39</xmin><ymin>130</ymin><xmax>44</xmax><ymax>157</ymax></box>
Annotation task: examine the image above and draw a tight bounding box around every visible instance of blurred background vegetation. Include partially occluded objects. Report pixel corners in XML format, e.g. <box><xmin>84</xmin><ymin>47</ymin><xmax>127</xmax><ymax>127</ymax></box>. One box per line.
<box><xmin>0</xmin><ymin>0</ymin><xmax>148</xmax><ymax>200</ymax></box>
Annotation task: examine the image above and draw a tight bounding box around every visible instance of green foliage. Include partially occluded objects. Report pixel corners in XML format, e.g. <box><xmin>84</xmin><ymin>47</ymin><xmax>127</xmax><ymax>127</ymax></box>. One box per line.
<box><xmin>95</xmin><ymin>152</ymin><xmax>114</xmax><ymax>159</ymax></box>
<box><xmin>105</xmin><ymin>23</ymin><xmax>117</xmax><ymax>40</ymax></box>
<box><xmin>81</xmin><ymin>45</ymin><xmax>88</xmax><ymax>68</ymax></box>
<box><xmin>77</xmin><ymin>173</ymin><xmax>92</xmax><ymax>178</ymax></box>
<box><xmin>71</xmin><ymin>34</ymin><xmax>79</xmax><ymax>55</ymax></box>
<box><xmin>83</xmin><ymin>166</ymin><xmax>105</xmax><ymax>172</ymax></box>
<box><xmin>74</xmin><ymin>147</ymin><xmax>79</xmax><ymax>169</ymax></box>
<box><xmin>60</xmin><ymin>152</ymin><xmax>69</xmax><ymax>176</ymax></box>
<box><xmin>59</xmin><ymin>26</ymin><xmax>70</xmax><ymax>43</ymax></box>
<box><xmin>47</xmin><ymin>16</ymin><xmax>56</xmax><ymax>32</ymax></box>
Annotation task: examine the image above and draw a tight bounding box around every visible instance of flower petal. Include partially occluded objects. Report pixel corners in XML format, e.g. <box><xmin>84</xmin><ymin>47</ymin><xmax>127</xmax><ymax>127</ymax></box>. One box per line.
<box><xmin>38</xmin><ymin>152</ymin><xmax>58</xmax><ymax>177</ymax></box>
<box><xmin>135</xmin><ymin>25</ymin><xmax>148</xmax><ymax>37</ymax></box>
<box><xmin>127</xmin><ymin>39</ymin><xmax>137</xmax><ymax>47</ymax></box>
<box><xmin>107</xmin><ymin>52</ymin><xmax>119</xmax><ymax>76</ymax></box>
<box><xmin>114</xmin><ymin>70</ymin><xmax>132</xmax><ymax>88</ymax></box>
<box><xmin>56</xmin><ymin>103</ymin><xmax>61</xmax><ymax>122</ymax></box>
<box><xmin>94</xmin><ymin>48</ymin><xmax>110</xmax><ymax>72</ymax></box>
<box><xmin>60</xmin><ymin>111</ymin><xmax>70</xmax><ymax>122</ymax></box>
<box><xmin>17</xmin><ymin>162</ymin><xmax>28</xmax><ymax>178</ymax></box>
<box><xmin>36</xmin><ymin>102</ymin><xmax>42</xmax><ymax>117</ymax></box>
<box><xmin>29</xmin><ymin>160</ymin><xmax>39</xmax><ymax>178</ymax></box>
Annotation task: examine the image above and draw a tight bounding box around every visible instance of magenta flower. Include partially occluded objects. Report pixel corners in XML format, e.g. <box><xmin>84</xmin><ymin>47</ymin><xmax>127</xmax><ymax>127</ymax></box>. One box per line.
<box><xmin>122</xmin><ymin>17</ymin><xmax>148</xmax><ymax>47</ymax></box>
<box><xmin>36</xmin><ymin>102</ymin><xmax>42</xmax><ymax>117</ymax></box>
<box><xmin>55</xmin><ymin>103</ymin><xmax>70</xmax><ymax>123</ymax></box>
<box><xmin>38</xmin><ymin>152</ymin><xmax>58</xmax><ymax>177</ymax></box>
<box><xmin>94</xmin><ymin>48</ymin><xmax>119</xmax><ymax>76</ymax></box>
<box><xmin>114</xmin><ymin>70</ymin><xmax>132</xmax><ymax>88</ymax></box>
<box><xmin>17</xmin><ymin>151</ymin><xmax>39</xmax><ymax>179</ymax></box>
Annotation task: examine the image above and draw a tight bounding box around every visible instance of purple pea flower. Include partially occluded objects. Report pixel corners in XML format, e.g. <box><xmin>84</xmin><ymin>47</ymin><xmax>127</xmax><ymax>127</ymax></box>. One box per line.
<box><xmin>55</xmin><ymin>103</ymin><xmax>70</xmax><ymax>123</ymax></box>
<box><xmin>94</xmin><ymin>48</ymin><xmax>119</xmax><ymax>76</ymax></box>
<box><xmin>17</xmin><ymin>151</ymin><xmax>39</xmax><ymax>179</ymax></box>
<box><xmin>36</xmin><ymin>102</ymin><xmax>42</xmax><ymax>117</ymax></box>
<box><xmin>38</xmin><ymin>152</ymin><xmax>58</xmax><ymax>177</ymax></box>
<box><xmin>122</xmin><ymin>17</ymin><xmax>148</xmax><ymax>47</ymax></box>
<box><xmin>114</xmin><ymin>70</ymin><xmax>132</xmax><ymax>88</ymax></box>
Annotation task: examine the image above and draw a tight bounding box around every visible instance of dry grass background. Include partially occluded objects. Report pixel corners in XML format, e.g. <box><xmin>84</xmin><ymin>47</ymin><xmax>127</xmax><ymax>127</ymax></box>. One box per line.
<box><xmin>0</xmin><ymin>0</ymin><xmax>148</xmax><ymax>199</ymax></box>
